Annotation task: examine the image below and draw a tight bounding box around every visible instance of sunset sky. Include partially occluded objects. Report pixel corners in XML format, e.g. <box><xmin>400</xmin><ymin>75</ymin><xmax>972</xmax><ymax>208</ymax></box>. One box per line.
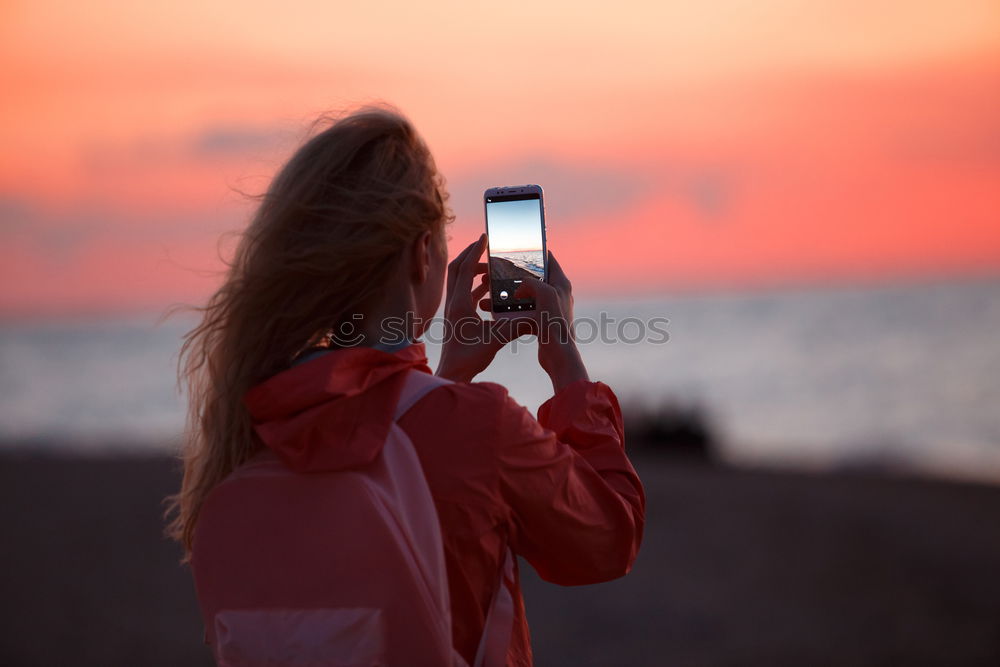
<box><xmin>1</xmin><ymin>0</ymin><xmax>998</xmax><ymax>315</ymax></box>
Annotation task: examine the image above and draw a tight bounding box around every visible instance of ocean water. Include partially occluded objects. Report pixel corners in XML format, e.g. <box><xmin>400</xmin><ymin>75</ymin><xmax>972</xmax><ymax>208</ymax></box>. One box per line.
<box><xmin>2</xmin><ymin>278</ymin><xmax>999</xmax><ymax>483</ymax></box>
<box><xmin>492</xmin><ymin>250</ymin><xmax>545</xmax><ymax>278</ymax></box>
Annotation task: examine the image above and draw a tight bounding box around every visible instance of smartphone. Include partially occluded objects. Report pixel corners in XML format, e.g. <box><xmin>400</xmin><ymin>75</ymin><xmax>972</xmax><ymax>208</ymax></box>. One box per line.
<box><xmin>484</xmin><ymin>184</ymin><xmax>547</xmax><ymax>313</ymax></box>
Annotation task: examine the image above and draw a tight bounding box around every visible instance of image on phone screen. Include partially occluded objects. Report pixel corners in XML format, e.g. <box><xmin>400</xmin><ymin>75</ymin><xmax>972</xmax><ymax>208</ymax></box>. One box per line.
<box><xmin>485</xmin><ymin>190</ymin><xmax>546</xmax><ymax>313</ymax></box>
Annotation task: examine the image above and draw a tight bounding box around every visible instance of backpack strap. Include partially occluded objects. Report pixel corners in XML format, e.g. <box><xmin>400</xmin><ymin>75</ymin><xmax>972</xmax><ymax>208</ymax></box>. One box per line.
<box><xmin>474</xmin><ymin>547</ymin><xmax>516</xmax><ymax>667</ymax></box>
<box><xmin>394</xmin><ymin>370</ymin><xmax>454</xmax><ymax>421</ymax></box>
<box><xmin>393</xmin><ymin>369</ymin><xmax>516</xmax><ymax>667</ymax></box>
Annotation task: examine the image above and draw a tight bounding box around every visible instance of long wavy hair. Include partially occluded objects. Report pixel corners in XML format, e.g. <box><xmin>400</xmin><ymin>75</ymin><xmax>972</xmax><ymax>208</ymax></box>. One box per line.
<box><xmin>164</xmin><ymin>106</ymin><xmax>452</xmax><ymax>559</ymax></box>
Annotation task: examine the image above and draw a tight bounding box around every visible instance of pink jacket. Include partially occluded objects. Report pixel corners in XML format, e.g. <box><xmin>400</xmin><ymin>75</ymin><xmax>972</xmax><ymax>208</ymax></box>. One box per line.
<box><xmin>197</xmin><ymin>342</ymin><xmax>645</xmax><ymax>665</ymax></box>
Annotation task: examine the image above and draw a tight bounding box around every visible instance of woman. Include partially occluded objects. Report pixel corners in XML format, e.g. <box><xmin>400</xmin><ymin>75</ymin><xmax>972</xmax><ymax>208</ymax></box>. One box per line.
<box><xmin>165</xmin><ymin>106</ymin><xmax>645</xmax><ymax>666</ymax></box>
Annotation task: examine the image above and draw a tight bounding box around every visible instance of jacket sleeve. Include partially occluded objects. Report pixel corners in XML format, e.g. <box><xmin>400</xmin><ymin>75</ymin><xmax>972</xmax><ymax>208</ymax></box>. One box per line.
<box><xmin>494</xmin><ymin>379</ymin><xmax>645</xmax><ymax>585</ymax></box>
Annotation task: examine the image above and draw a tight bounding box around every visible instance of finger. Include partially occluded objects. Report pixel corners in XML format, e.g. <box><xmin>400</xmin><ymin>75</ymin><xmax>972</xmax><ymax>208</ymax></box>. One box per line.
<box><xmin>478</xmin><ymin>298</ymin><xmax>492</xmax><ymax>311</ymax></box>
<box><xmin>512</xmin><ymin>316</ymin><xmax>536</xmax><ymax>338</ymax></box>
<box><xmin>449</xmin><ymin>237</ymin><xmax>478</xmax><ymax>272</ymax></box>
<box><xmin>471</xmin><ymin>280</ymin><xmax>489</xmax><ymax>302</ymax></box>
<box><xmin>447</xmin><ymin>235</ymin><xmax>486</xmax><ymax>293</ymax></box>
<box><xmin>490</xmin><ymin>313</ymin><xmax>536</xmax><ymax>344</ymax></box>
<box><xmin>454</xmin><ymin>233</ymin><xmax>487</xmax><ymax>300</ymax></box>
<box><xmin>546</xmin><ymin>251</ymin><xmax>571</xmax><ymax>292</ymax></box>
<box><xmin>446</xmin><ymin>238</ymin><xmax>479</xmax><ymax>291</ymax></box>
<box><xmin>512</xmin><ymin>276</ymin><xmax>558</xmax><ymax>304</ymax></box>
<box><xmin>473</xmin><ymin>262</ymin><xmax>488</xmax><ymax>275</ymax></box>
<box><xmin>446</xmin><ymin>244</ymin><xmax>473</xmax><ymax>293</ymax></box>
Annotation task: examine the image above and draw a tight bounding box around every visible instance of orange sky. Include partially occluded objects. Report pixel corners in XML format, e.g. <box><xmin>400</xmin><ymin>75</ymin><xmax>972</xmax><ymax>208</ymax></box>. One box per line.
<box><xmin>1</xmin><ymin>0</ymin><xmax>998</xmax><ymax>315</ymax></box>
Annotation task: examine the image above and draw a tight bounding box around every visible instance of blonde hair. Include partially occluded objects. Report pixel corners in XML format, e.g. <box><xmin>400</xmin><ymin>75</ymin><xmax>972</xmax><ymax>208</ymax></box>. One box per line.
<box><xmin>164</xmin><ymin>106</ymin><xmax>452</xmax><ymax>558</ymax></box>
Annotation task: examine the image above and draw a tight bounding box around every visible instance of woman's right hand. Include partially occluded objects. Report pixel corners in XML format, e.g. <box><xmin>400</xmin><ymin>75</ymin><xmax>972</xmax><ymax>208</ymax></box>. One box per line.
<box><xmin>482</xmin><ymin>252</ymin><xmax>590</xmax><ymax>393</ymax></box>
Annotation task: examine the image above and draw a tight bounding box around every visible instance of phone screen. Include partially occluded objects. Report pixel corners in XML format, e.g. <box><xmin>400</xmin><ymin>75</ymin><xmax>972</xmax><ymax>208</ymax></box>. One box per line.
<box><xmin>485</xmin><ymin>193</ymin><xmax>546</xmax><ymax>312</ymax></box>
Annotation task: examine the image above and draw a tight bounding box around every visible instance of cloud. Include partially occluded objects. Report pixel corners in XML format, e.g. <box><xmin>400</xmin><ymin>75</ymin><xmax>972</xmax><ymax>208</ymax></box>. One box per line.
<box><xmin>894</xmin><ymin>128</ymin><xmax>1000</xmax><ymax>166</ymax></box>
<box><xmin>191</xmin><ymin>125</ymin><xmax>298</xmax><ymax>158</ymax></box>
<box><xmin>445</xmin><ymin>157</ymin><xmax>736</xmax><ymax>225</ymax></box>
<box><xmin>446</xmin><ymin>158</ymin><xmax>652</xmax><ymax>221</ymax></box>
<box><xmin>679</xmin><ymin>171</ymin><xmax>733</xmax><ymax>221</ymax></box>
<box><xmin>0</xmin><ymin>192</ymin><xmax>241</xmax><ymax>263</ymax></box>
<box><xmin>0</xmin><ymin>196</ymin><xmax>33</xmax><ymax>232</ymax></box>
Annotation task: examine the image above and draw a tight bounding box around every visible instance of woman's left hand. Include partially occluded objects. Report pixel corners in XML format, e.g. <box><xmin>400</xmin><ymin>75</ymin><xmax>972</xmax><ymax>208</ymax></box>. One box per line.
<box><xmin>436</xmin><ymin>234</ymin><xmax>529</xmax><ymax>382</ymax></box>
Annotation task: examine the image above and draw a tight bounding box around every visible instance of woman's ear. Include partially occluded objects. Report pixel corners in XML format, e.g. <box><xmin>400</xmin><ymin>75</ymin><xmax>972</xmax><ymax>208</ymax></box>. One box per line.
<box><xmin>410</xmin><ymin>229</ymin><xmax>433</xmax><ymax>284</ymax></box>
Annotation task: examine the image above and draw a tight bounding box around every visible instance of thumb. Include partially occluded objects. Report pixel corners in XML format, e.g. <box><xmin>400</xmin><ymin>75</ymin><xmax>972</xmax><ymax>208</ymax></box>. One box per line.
<box><xmin>513</xmin><ymin>277</ymin><xmax>555</xmax><ymax>303</ymax></box>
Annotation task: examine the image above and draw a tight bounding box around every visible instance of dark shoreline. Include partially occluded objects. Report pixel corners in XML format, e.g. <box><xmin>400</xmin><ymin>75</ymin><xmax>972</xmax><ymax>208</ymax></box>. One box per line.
<box><xmin>2</xmin><ymin>451</ymin><xmax>999</xmax><ymax>666</ymax></box>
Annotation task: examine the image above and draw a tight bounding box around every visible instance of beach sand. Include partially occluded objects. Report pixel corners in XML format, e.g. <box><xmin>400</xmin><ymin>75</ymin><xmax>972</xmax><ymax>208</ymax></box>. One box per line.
<box><xmin>1</xmin><ymin>451</ymin><xmax>998</xmax><ymax>666</ymax></box>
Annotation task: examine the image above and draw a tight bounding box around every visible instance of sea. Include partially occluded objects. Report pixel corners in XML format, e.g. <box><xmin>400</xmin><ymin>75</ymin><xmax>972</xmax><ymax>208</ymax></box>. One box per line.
<box><xmin>2</xmin><ymin>278</ymin><xmax>999</xmax><ymax>483</ymax></box>
<box><xmin>492</xmin><ymin>250</ymin><xmax>545</xmax><ymax>278</ymax></box>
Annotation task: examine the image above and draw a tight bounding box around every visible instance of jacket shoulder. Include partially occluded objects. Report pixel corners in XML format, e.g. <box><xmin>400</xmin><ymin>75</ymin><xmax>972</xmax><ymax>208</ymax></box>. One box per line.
<box><xmin>412</xmin><ymin>378</ymin><xmax>514</xmax><ymax>413</ymax></box>
<box><xmin>400</xmin><ymin>379</ymin><xmax>530</xmax><ymax>449</ymax></box>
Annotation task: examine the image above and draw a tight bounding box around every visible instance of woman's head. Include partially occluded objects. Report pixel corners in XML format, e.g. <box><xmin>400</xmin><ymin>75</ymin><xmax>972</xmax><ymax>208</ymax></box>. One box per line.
<box><xmin>165</xmin><ymin>106</ymin><xmax>451</xmax><ymax>555</ymax></box>
<box><xmin>245</xmin><ymin>106</ymin><xmax>451</xmax><ymax>342</ymax></box>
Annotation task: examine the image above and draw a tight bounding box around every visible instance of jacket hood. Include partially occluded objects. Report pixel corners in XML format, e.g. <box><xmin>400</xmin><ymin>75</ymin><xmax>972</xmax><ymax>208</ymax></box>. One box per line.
<box><xmin>243</xmin><ymin>342</ymin><xmax>432</xmax><ymax>473</ymax></box>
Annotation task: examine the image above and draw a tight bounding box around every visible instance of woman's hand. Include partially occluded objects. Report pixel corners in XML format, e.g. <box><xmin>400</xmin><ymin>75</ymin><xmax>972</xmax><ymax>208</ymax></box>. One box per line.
<box><xmin>435</xmin><ymin>234</ymin><xmax>531</xmax><ymax>383</ymax></box>
<box><xmin>507</xmin><ymin>252</ymin><xmax>589</xmax><ymax>392</ymax></box>
<box><xmin>477</xmin><ymin>251</ymin><xmax>589</xmax><ymax>394</ymax></box>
